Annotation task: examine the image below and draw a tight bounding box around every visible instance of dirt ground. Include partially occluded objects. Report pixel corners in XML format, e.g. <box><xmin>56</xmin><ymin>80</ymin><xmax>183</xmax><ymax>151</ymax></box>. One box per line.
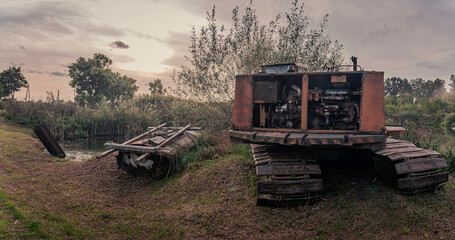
<box><xmin>1</xmin><ymin>120</ymin><xmax>455</xmax><ymax>240</ymax></box>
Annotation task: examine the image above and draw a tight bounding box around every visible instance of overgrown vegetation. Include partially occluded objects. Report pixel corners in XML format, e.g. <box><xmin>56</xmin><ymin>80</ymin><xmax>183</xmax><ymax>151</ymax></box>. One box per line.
<box><xmin>0</xmin><ymin>95</ymin><xmax>231</xmax><ymax>141</ymax></box>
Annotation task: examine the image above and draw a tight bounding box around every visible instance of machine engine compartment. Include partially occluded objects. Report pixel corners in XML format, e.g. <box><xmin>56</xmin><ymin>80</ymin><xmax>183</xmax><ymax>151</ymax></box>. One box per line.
<box><xmin>252</xmin><ymin>73</ymin><xmax>363</xmax><ymax>130</ymax></box>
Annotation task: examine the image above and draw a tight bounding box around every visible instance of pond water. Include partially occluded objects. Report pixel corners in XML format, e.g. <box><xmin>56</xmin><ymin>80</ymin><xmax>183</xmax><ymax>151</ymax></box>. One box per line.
<box><xmin>59</xmin><ymin>138</ymin><xmax>112</xmax><ymax>161</ymax></box>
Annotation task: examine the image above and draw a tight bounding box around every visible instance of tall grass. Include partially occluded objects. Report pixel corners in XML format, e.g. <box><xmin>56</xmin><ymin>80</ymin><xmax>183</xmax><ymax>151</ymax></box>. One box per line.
<box><xmin>420</xmin><ymin>140</ymin><xmax>455</xmax><ymax>175</ymax></box>
<box><xmin>1</xmin><ymin>95</ymin><xmax>232</xmax><ymax>141</ymax></box>
<box><xmin>169</xmin><ymin>135</ymin><xmax>220</xmax><ymax>175</ymax></box>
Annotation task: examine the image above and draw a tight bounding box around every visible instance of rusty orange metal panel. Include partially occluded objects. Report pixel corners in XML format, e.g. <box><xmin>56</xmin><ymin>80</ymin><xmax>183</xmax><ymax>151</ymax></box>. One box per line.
<box><xmin>232</xmin><ymin>75</ymin><xmax>253</xmax><ymax>130</ymax></box>
<box><xmin>360</xmin><ymin>72</ymin><xmax>385</xmax><ymax>133</ymax></box>
<box><xmin>301</xmin><ymin>74</ymin><xmax>309</xmax><ymax>130</ymax></box>
<box><xmin>385</xmin><ymin>126</ymin><xmax>408</xmax><ymax>137</ymax></box>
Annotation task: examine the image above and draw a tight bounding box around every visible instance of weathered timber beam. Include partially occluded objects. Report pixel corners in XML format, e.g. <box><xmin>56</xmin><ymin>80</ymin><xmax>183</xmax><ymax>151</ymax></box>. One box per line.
<box><xmin>34</xmin><ymin>124</ymin><xmax>66</xmax><ymax>158</ymax></box>
<box><xmin>97</xmin><ymin>123</ymin><xmax>167</xmax><ymax>159</ymax></box>
<box><xmin>104</xmin><ymin>143</ymin><xmax>157</xmax><ymax>153</ymax></box>
<box><xmin>148</xmin><ymin>126</ymin><xmax>202</xmax><ymax>131</ymax></box>
<box><xmin>135</xmin><ymin>124</ymin><xmax>191</xmax><ymax>162</ymax></box>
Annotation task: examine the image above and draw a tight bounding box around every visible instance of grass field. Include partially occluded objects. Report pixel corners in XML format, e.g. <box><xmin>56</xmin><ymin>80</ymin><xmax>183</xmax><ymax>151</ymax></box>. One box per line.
<box><xmin>0</xmin><ymin>120</ymin><xmax>454</xmax><ymax>239</ymax></box>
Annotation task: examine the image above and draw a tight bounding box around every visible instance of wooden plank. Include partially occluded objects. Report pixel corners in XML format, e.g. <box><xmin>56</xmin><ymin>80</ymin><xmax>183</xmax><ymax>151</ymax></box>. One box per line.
<box><xmin>395</xmin><ymin>158</ymin><xmax>447</xmax><ymax>175</ymax></box>
<box><xmin>97</xmin><ymin>123</ymin><xmax>167</xmax><ymax>159</ymax></box>
<box><xmin>256</xmin><ymin>163</ymin><xmax>321</xmax><ymax>176</ymax></box>
<box><xmin>33</xmin><ymin>124</ymin><xmax>66</xmax><ymax>158</ymax></box>
<box><xmin>398</xmin><ymin>172</ymin><xmax>449</xmax><ymax>190</ymax></box>
<box><xmin>376</xmin><ymin>147</ymin><xmax>423</xmax><ymax>156</ymax></box>
<box><xmin>104</xmin><ymin>143</ymin><xmax>157</xmax><ymax>153</ymax></box>
<box><xmin>257</xmin><ymin>179</ymin><xmax>323</xmax><ymax>195</ymax></box>
<box><xmin>135</xmin><ymin>124</ymin><xmax>191</xmax><ymax>162</ymax></box>
<box><xmin>389</xmin><ymin>150</ymin><xmax>441</xmax><ymax>161</ymax></box>
<box><xmin>385</xmin><ymin>142</ymin><xmax>416</xmax><ymax>149</ymax></box>
<box><xmin>148</xmin><ymin>126</ymin><xmax>201</xmax><ymax>131</ymax></box>
<box><xmin>254</xmin><ymin>158</ymin><xmax>311</xmax><ymax>165</ymax></box>
<box><xmin>386</xmin><ymin>138</ymin><xmax>402</xmax><ymax>143</ymax></box>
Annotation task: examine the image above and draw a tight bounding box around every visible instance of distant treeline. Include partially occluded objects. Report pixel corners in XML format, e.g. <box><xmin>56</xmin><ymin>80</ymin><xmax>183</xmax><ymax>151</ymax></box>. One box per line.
<box><xmin>384</xmin><ymin>75</ymin><xmax>455</xmax><ymax>98</ymax></box>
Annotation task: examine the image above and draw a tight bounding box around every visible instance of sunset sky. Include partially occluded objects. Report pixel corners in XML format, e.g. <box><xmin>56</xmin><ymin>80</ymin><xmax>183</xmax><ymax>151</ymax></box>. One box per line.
<box><xmin>1</xmin><ymin>0</ymin><xmax>454</xmax><ymax>100</ymax></box>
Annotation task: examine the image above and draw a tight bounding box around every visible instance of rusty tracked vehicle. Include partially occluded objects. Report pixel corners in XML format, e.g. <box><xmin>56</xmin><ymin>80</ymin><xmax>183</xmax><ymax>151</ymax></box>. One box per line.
<box><xmin>229</xmin><ymin>60</ymin><xmax>449</xmax><ymax>204</ymax></box>
<box><xmin>99</xmin><ymin>124</ymin><xmax>202</xmax><ymax>178</ymax></box>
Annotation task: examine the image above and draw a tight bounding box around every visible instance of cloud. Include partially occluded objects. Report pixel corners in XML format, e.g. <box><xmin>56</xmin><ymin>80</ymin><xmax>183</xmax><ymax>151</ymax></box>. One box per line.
<box><xmin>9</xmin><ymin>62</ymin><xmax>24</xmax><ymax>66</ymax></box>
<box><xmin>109</xmin><ymin>41</ymin><xmax>130</xmax><ymax>49</ymax></box>
<box><xmin>50</xmin><ymin>71</ymin><xmax>67</xmax><ymax>77</ymax></box>
<box><xmin>26</xmin><ymin>69</ymin><xmax>43</xmax><ymax>74</ymax></box>
<box><xmin>0</xmin><ymin>1</ymin><xmax>125</xmax><ymax>43</ymax></box>
<box><xmin>157</xmin><ymin>31</ymin><xmax>190</xmax><ymax>67</ymax></box>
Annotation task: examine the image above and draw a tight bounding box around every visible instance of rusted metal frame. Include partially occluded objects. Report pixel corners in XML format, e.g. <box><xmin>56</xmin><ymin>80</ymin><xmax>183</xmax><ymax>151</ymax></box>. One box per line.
<box><xmin>98</xmin><ymin>123</ymin><xmax>167</xmax><ymax>159</ymax></box>
<box><xmin>385</xmin><ymin>126</ymin><xmax>408</xmax><ymax>137</ymax></box>
<box><xmin>233</xmin><ymin>130</ymin><xmax>385</xmax><ymax>146</ymax></box>
<box><xmin>135</xmin><ymin>124</ymin><xmax>191</xmax><ymax>162</ymax></box>
<box><xmin>301</xmin><ymin>74</ymin><xmax>308</xmax><ymax>130</ymax></box>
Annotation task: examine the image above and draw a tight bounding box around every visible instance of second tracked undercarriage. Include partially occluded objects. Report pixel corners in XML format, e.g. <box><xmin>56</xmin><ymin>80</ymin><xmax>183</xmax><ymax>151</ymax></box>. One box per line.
<box><xmin>251</xmin><ymin>138</ymin><xmax>448</xmax><ymax>205</ymax></box>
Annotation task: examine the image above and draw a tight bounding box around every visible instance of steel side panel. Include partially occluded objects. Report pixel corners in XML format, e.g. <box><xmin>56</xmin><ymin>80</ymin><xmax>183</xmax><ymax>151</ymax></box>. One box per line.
<box><xmin>360</xmin><ymin>72</ymin><xmax>385</xmax><ymax>132</ymax></box>
<box><xmin>232</xmin><ymin>75</ymin><xmax>253</xmax><ymax>130</ymax></box>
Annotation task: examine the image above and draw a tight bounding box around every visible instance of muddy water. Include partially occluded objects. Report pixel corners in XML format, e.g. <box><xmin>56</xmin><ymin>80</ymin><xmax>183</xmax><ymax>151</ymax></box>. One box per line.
<box><xmin>59</xmin><ymin>139</ymin><xmax>109</xmax><ymax>161</ymax></box>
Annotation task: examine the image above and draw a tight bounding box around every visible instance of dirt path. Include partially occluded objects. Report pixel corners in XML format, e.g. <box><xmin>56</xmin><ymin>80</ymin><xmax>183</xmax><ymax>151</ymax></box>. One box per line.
<box><xmin>1</xmin><ymin>120</ymin><xmax>455</xmax><ymax>239</ymax></box>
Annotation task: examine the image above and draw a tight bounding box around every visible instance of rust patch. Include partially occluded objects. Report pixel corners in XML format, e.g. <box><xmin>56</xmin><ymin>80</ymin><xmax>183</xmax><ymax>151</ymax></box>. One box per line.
<box><xmin>232</xmin><ymin>75</ymin><xmax>253</xmax><ymax>130</ymax></box>
<box><xmin>360</xmin><ymin>72</ymin><xmax>385</xmax><ymax>132</ymax></box>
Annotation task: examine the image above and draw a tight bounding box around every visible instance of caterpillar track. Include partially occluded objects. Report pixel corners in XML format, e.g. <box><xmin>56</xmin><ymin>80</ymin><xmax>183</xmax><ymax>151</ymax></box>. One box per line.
<box><xmin>374</xmin><ymin>138</ymin><xmax>449</xmax><ymax>193</ymax></box>
<box><xmin>251</xmin><ymin>144</ymin><xmax>323</xmax><ymax>206</ymax></box>
<box><xmin>251</xmin><ymin>138</ymin><xmax>449</xmax><ymax>206</ymax></box>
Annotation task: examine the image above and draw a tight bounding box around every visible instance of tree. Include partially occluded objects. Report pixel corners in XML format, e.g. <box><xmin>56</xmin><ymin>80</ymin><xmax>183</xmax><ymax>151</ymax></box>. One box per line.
<box><xmin>173</xmin><ymin>0</ymin><xmax>343</xmax><ymax>120</ymax></box>
<box><xmin>106</xmin><ymin>75</ymin><xmax>139</xmax><ymax>103</ymax></box>
<box><xmin>450</xmin><ymin>74</ymin><xmax>455</xmax><ymax>92</ymax></box>
<box><xmin>384</xmin><ymin>77</ymin><xmax>411</xmax><ymax>97</ymax></box>
<box><xmin>431</xmin><ymin>78</ymin><xmax>446</xmax><ymax>97</ymax></box>
<box><xmin>0</xmin><ymin>66</ymin><xmax>28</xmax><ymax>99</ymax></box>
<box><xmin>409</xmin><ymin>78</ymin><xmax>445</xmax><ymax>99</ymax></box>
<box><xmin>149</xmin><ymin>79</ymin><xmax>167</xmax><ymax>95</ymax></box>
<box><xmin>68</xmin><ymin>53</ymin><xmax>138</xmax><ymax>107</ymax></box>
